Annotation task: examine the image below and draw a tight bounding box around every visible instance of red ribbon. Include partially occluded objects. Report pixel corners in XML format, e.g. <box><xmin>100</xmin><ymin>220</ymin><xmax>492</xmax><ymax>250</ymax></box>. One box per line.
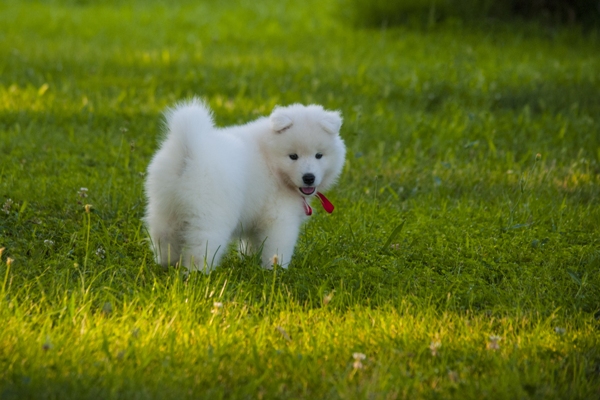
<box><xmin>303</xmin><ymin>192</ymin><xmax>334</xmax><ymax>216</ymax></box>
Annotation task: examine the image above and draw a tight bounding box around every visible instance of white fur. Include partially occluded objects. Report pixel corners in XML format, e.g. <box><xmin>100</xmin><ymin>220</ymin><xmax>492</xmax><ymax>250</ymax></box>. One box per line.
<box><xmin>144</xmin><ymin>99</ymin><xmax>345</xmax><ymax>272</ymax></box>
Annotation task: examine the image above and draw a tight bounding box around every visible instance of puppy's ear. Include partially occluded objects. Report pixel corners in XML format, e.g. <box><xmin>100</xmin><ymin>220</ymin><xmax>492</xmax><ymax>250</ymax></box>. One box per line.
<box><xmin>270</xmin><ymin>109</ymin><xmax>293</xmax><ymax>133</ymax></box>
<box><xmin>319</xmin><ymin>111</ymin><xmax>342</xmax><ymax>135</ymax></box>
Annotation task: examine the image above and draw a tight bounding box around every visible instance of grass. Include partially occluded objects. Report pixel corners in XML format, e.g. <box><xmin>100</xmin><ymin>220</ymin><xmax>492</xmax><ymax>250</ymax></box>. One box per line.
<box><xmin>1</xmin><ymin>0</ymin><xmax>599</xmax><ymax>398</ymax></box>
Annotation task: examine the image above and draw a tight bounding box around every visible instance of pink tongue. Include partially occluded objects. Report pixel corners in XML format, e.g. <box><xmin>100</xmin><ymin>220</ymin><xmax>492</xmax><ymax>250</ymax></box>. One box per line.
<box><xmin>301</xmin><ymin>187</ymin><xmax>315</xmax><ymax>195</ymax></box>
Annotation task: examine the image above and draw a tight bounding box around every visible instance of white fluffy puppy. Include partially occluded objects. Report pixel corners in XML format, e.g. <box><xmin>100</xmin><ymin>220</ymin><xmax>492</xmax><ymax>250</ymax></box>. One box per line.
<box><xmin>144</xmin><ymin>99</ymin><xmax>345</xmax><ymax>272</ymax></box>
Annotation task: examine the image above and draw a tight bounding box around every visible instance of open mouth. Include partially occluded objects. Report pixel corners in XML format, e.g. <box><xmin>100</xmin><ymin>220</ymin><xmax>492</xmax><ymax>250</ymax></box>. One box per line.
<box><xmin>299</xmin><ymin>187</ymin><xmax>316</xmax><ymax>195</ymax></box>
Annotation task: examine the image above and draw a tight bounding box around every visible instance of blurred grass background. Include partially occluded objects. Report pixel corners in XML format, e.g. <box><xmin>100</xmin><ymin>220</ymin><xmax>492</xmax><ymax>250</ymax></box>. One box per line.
<box><xmin>345</xmin><ymin>0</ymin><xmax>600</xmax><ymax>27</ymax></box>
<box><xmin>1</xmin><ymin>0</ymin><xmax>599</xmax><ymax>398</ymax></box>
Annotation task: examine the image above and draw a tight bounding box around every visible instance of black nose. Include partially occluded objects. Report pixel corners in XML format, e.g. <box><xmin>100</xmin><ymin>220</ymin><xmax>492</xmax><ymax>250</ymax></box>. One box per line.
<box><xmin>302</xmin><ymin>173</ymin><xmax>315</xmax><ymax>185</ymax></box>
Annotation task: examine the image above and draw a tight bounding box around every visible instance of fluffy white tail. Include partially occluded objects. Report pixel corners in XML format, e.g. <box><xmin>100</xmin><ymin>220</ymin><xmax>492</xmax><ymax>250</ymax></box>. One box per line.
<box><xmin>147</xmin><ymin>98</ymin><xmax>214</xmax><ymax>188</ymax></box>
<box><xmin>164</xmin><ymin>98</ymin><xmax>214</xmax><ymax>150</ymax></box>
<box><xmin>155</xmin><ymin>99</ymin><xmax>213</xmax><ymax>171</ymax></box>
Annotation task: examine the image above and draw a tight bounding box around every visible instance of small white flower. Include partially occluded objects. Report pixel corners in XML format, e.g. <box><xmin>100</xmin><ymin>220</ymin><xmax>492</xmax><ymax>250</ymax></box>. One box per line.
<box><xmin>211</xmin><ymin>302</ymin><xmax>223</xmax><ymax>314</ymax></box>
<box><xmin>487</xmin><ymin>335</ymin><xmax>502</xmax><ymax>350</ymax></box>
<box><xmin>352</xmin><ymin>353</ymin><xmax>366</xmax><ymax>369</ymax></box>
<box><xmin>554</xmin><ymin>327</ymin><xmax>566</xmax><ymax>335</ymax></box>
<box><xmin>323</xmin><ymin>290</ymin><xmax>335</xmax><ymax>305</ymax></box>
<box><xmin>2</xmin><ymin>198</ymin><xmax>13</xmax><ymax>214</ymax></box>
<box><xmin>429</xmin><ymin>341</ymin><xmax>441</xmax><ymax>356</ymax></box>
<box><xmin>96</xmin><ymin>247</ymin><xmax>105</xmax><ymax>259</ymax></box>
<box><xmin>44</xmin><ymin>240</ymin><xmax>54</xmax><ymax>247</ymax></box>
<box><xmin>78</xmin><ymin>188</ymin><xmax>88</xmax><ymax>198</ymax></box>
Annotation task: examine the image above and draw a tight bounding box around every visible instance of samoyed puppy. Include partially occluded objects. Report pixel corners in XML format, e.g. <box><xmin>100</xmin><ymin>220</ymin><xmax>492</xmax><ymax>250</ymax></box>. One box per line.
<box><xmin>144</xmin><ymin>99</ymin><xmax>345</xmax><ymax>272</ymax></box>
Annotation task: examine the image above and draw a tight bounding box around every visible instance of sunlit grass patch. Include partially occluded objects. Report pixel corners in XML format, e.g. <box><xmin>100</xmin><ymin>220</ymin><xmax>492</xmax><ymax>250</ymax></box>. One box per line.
<box><xmin>2</xmin><ymin>274</ymin><xmax>598</xmax><ymax>398</ymax></box>
<box><xmin>1</xmin><ymin>0</ymin><xmax>599</xmax><ymax>398</ymax></box>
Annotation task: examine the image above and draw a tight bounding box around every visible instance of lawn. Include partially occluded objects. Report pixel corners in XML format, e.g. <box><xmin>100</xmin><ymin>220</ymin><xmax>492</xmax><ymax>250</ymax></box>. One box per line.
<box><xmin>1</xmin><ymin>0</ymin><xmax>599</xmax><ymax>398</ymax></box>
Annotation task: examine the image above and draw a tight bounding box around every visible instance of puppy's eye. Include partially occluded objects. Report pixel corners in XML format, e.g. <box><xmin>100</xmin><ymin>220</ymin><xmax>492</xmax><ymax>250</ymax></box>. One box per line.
<box><xmin>289</xmin><ymin>154</ymin><xmax>298</xmax><ymax>160</ymax></box>
<box><xmin>315</xmin><ymin>153</ymin><xmax>323</xmax><ymax>159</ymax></box>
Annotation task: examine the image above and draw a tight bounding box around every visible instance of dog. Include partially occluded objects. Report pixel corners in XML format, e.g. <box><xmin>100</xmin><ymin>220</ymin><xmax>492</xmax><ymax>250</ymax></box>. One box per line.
<box><xmin>144</xmin><ymin>99</ymin><xmax>345</xmax><ymax>272</ymax></box>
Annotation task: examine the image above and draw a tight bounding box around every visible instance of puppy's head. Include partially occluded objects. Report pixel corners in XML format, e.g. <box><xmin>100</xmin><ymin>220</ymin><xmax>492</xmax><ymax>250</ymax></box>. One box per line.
<box><xmin>265</xmin><ymin>104</ymin><xmax>346</xmax><ymax>197</ymax></box>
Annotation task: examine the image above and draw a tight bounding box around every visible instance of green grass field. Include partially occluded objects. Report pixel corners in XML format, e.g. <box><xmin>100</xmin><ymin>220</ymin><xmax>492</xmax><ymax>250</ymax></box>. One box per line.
<box><xmin>1</xmin><ymin>0</ymin><xmax>599</xmax><ymax>398</ymax></box>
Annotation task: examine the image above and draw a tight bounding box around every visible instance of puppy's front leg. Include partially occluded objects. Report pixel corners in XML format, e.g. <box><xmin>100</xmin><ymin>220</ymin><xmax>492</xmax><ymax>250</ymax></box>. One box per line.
<box><xmin>260</xmin><ymin>219</ymin><xmax>302</xmax><ymax>269</ymax></box>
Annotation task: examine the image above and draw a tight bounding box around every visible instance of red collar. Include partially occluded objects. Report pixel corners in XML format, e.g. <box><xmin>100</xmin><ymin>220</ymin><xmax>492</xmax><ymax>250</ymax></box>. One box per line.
<box><xmin>303</xmin><ymin>192</ymin><xmax>334</xmax><ymax>216</ymax></box>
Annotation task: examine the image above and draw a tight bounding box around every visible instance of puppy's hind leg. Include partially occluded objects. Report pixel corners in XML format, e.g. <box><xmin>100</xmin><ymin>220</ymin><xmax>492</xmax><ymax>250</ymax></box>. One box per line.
<box><xmin>154</xmin><ymin>233</ymin><xmax>182</xmax><ymax>268</ymax></box>
<box><xmin>181</xmin><ymin>226</ymin><xmax>232</xmax><ymax>273</ymax></box>
<box><xmin>147</xmin><ymin>215</ymin><xmax>183</xmax><ymax>268</ymax></box>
